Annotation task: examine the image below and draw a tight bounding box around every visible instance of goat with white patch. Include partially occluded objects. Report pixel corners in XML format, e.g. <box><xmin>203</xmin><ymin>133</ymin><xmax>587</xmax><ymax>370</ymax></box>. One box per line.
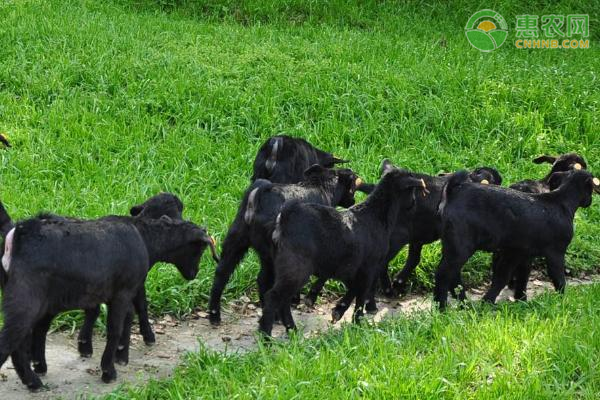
<box><xmin>0</xmin><ymin>213</ymin><xmax>215</xmax><ymax>390</ymax></box>
<box><xmin>261</xmin><ymin>163</ymin><xmax>427</xmax><ymax>336</ymax></box>
<box><xmin>251</xmin><ymin>135</ymin><xmax>349</xmax><ymax>183</ymax></box>
<box><xmin>208</xmin><ymin>165</ymin><xmax>360</xmax><ymax>325</ymax></box>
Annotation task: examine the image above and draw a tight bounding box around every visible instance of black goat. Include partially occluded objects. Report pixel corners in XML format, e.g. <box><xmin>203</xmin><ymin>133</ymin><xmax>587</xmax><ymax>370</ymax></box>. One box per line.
<box><xmin>510</xmin><ymin>153</ymin><xmax>587</xmax><ymax>193</ymax></box>
<box><xmin>435</xmin><ymin>169</ymin><xmax>599</xmax><ymax>309</ymax></box>
<box><xmin>77</xmin><ymin>192</ymin><xmax>213</xmax><ymax>360</ymax></box>
<box><xmin>0</xmin><ymin>213</ymin><xmax>216</xmax><ymax>390</ymax></box>
<box><xmin>259</xmin><ymin>164</ymin><xmax>427</xmax><ymax>336</ymax></box>
<box><xmin>492</xmin><ymin>153</ymin><xmax>587</xmax><ymax>300</ymax></box>
<box><xmin>304</xmin><ymin>161</ymin><xmax>502</xmax><ymax>309</ymax></box>
<box><xmin>0</xmin><ymin>193</ymin><xmax>195</xmax><ymax>360</ymax></box>
<box><xmin>208</xmin><ymin>165</ymin><xmax>360</xmax><ymax>325</ymax></box>
<box><xmin>251</xmin><ymin>135</ymin><xmax>348</xmax><ymax>183</ymax></box>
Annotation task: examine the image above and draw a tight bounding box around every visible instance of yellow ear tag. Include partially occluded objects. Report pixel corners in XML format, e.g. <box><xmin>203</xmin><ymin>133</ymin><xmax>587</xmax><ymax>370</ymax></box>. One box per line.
<box><xmin>593</xmin><ymin>178</ymin><xmax>600</xmax><ymax>187</ymax></box>
<box><xmin>210</xmin><ymin>236</ymin><xmax>216</xmax><ymax>246</ymax></box>
<box><xmin>574</xmin><ymin>163</ymin><xmax>582</xmax><ymax>170</ymax></box>
<box><xmin>355</xmin><ymin>178</ymin><xmax>363</xmax><ymax>187</ymax></box>
<box><xmin>480</xmin><ymin>179</ymin><xmax>489</xmax><ymax>185</ymax></box>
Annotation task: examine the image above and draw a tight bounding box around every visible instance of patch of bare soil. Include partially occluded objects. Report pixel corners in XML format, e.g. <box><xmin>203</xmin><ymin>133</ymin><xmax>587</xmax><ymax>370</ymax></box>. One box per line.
<box><xmin>0</xmin><ymin>274</ymin><xmax>597</xmax><ymax>399</ymax></box>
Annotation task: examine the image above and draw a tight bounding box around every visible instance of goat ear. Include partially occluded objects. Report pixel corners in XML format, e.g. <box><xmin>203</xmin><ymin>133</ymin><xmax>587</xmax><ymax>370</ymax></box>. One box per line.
<box><xmin>533</xmin><ymin>155</ymin><xmax>557</xmax><ymax>164</ymax></box>
<box><xmin>490</xmin><ymin>169</ymin><xmax>503</xmax><ymax>185</ymax></box>
<box><xmin>130</xmin><ymin>205</ymin><xmax>144</xmax><ymax>216</ymax></box>
<box><xmin>304</xmin><ymin>164</ymin><xmax>327</xmax><ymax>179</ymax></box>
<box><xmin>380</xmin><ymin>159</ymin><xmax>395</xmax><ymax>176</ymax></box>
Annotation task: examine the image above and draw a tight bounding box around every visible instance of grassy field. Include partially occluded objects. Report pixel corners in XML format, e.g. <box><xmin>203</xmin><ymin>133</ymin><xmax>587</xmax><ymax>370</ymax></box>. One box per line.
<box><xmin>1</xmin><ymin>0</ymin><xmax>600</xmax><ymax>397</ymax></box>
<box><xmin>0</xmin><ymin>0</ymin><xmax>599</xmax><ymax>327</ymax></box>
<box><xmin>111</xmin><ymin>284</ymin><xmax>600</xmax><ymax>399</ymax></box>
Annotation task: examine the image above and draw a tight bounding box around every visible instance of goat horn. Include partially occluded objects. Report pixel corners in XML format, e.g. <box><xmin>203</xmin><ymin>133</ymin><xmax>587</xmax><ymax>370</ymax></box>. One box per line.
<box><xmin>0</xmin><ymin>133</ymin><xmax>10</xmax><ymax>148</ymax></box>
<box><xmin>420</xmin><ymin>179</ymin><xmax>430</xmax><ymax>196</ymax></box>
<box><xmin>205</xmin><ymin>236</ymin><xmax>220</xmax><ymax>263</ymax></box>
<box><xmin>333</xmin><ymin>156</ymin><xmax>350</xmax><ymax>164</ymax></box>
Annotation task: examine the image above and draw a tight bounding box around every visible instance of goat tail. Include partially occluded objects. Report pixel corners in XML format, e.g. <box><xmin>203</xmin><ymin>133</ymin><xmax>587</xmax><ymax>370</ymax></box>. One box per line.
<box><xmin>264</xmin><ymin>136</ymin><xmax>283</xmax><ymax>173</ymax></box>
<box><xmin>271</xmin><ymin>200</ymin><xmax>300</xmax><ymax>247</ymax></box>
<box><xmin>438</xmin><ymin>170</ymin><xmax>470</xmax><ymax>215</ymax></box>
<box><xmin>243</xmin><ymin>179</ymin><xmax>272</xmax><ymax>225</ymax></box>
<box><xmin>271</xmin><ymin>200</ymin><xmax>301</xmax><ymax>245</ymax></box>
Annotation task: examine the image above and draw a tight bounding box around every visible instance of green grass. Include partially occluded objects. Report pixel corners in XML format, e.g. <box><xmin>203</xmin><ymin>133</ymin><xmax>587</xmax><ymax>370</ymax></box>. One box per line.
<box><xmin>0</xmin><ymin>0</ymin><xmax>599</xmax><ymax>326</ymax></box>
<box><xmin>110</xmin><ymin>284</ymin><xmax>600</xmax><ymax>399</ymax></box>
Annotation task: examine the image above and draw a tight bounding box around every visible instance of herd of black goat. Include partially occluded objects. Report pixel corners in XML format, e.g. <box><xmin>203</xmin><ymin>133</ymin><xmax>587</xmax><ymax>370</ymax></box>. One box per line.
<box><xmin>0</xmin><ymin>135</ymin><xmax>598</xmax><ymax>390</ymax></box>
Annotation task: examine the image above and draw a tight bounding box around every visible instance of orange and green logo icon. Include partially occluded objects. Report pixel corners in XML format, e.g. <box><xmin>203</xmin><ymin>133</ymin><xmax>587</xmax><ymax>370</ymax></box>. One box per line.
<box><xmin>465</xmin><ymin>10</ymin><xmax>508</xmax><ymax>52</ymax></box>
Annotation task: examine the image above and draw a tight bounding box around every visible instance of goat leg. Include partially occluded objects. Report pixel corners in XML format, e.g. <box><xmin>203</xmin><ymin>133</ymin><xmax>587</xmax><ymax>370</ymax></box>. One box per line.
<box><xmin>133</xmin><ymin>287</ymin><xmax>155</xmax><ymax>345</ymax></box>
<box><xmin>78</xmin><ymin>306</ymin><xmax>100</xmax><ymax>357</ymax></box>
<box><xmin>31</xmin><ymin>314</ymin><xmax>54</xmax><ymax>375</ymax></box>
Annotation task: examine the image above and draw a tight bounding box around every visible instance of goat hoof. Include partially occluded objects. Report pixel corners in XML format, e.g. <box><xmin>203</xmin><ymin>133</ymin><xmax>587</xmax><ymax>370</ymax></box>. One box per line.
<box><xmin>331</xmin><ymin>309</ymin><xmax>343</xmax><ymax>324</ymax></box>
<box><xmin>26</xmin><ymin>375</ymin><xmax>44</xmax><ymax>392</ymax></box>
<box><xmin>116</xmin><ymin>354</ymin><xmax>129</xmax><ymax>366</ymax></box>
<box><xmin>101</xmin><ymin>370</ymin><xmax>117</xmax><ymax>383</ymax></box>
<box><xmin>116</xmin><ymin>348</ymin><xmax>129</xmax><ymax>366</ymax></box>
<box><xmin>257</xmin><ymin>328</ymin><xmax>273</xmax><ymax>342</ymax></box>
<box><xmin>303</xmin><ymin>296</ymin><xmax>316</xmax><ymax>308</ymax></box>
<box><xmin>143</xmin><ymin>334</ymin><xmax>156</xmax><ymax>346</ymax></box>
<box><xmin>514</xmin><ymin>294</ymin><xmax>527</xmax><ymax>302</ymax></box>
<box><xmin>365</xmin><ymin>303</ymin><xmax>378</xmax><ymax>314</ymax></box>
<box><xmin>78</xmin><ymin>341</ymin><xmax>93</xmax><ymax>358</ymax></box>
<box><xmin>208</xmin><ymin>313</ymin><xmax>221</xmax><ymax>326</ymax></box>
<box><xmin>392</xmin><ymin>279</ymin><xmax>408</xmax><ymax>295</ymax></box>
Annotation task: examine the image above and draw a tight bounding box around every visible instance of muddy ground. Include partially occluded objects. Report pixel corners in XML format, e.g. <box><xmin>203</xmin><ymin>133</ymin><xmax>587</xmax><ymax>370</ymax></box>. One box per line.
<box><xmin>0</xmin><ymin>274</ymin><xmax>597</xmax><ymax>400</ymax></box>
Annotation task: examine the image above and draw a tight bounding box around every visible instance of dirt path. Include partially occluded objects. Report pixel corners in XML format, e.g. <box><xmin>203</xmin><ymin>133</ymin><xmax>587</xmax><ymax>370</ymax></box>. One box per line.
<box><xmin>0</xmin><ymin>274</ymin><xmax>597</xmax><ymax>399</ymax></box>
